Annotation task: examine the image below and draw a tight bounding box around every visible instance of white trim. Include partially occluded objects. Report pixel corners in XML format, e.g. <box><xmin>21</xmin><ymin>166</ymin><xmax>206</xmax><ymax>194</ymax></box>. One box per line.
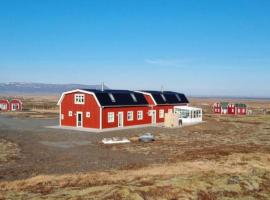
<box><xmin>100</xmin><ymin>107</ymin><xmax>102</xmax><ymax>129</ymax></box>
<box><xmin>135</xmin><ymin>91</ymin><xmax>157</xmax><ymax>105</ymax></box>
<box><xmin>107</xmin><ymin>112</ymin><xmax>115</xmax><ymax>123</ymax></box>
<box><xmin>10</xmin><ymin>99</ymin><xmax>22</xmax><ymax>107</ymax></box>
<box><xmin>76</xmin><ymin>111</ymin><xmax>83</xmax><ymax>127</ymax></box>
<box><xmin>57</xmin><ymin>89</ymin><xmax>101</xmax><ymax>107</ymax></box>
<box><xmin>137</xmin><ymin>110</ymin><xmax>143</xmax><ymax>120</ymax></box>
<box><xmin>74</xmin><ymin>94</ymin><xmax>85</xmax><ymax>104</ymax></box>
<box><xmin>86</xmin><ymin>112</ymin><xmax>91</xmax><ymax>118</ymax></box>
<box><xmin>59</xmin><ymin>103</ymin><xmax>62</xmax><ymax>126</ymax></box>
<box><xmin>127</xmin><ymin>111</ymin><xmax>134</xmax><ymax>121</ymax></box>
<box><xmin>118</xmin><ymin>112</ymin><xmax>124</xmax><ymax>127</ymax></box>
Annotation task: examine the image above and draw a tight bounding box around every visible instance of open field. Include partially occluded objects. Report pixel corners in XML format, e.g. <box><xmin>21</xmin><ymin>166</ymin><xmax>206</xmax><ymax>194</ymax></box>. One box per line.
<box><xmin>0</xmin><ymin>97</ymin><xmax>270</xmax><ymax>199</ymax></box>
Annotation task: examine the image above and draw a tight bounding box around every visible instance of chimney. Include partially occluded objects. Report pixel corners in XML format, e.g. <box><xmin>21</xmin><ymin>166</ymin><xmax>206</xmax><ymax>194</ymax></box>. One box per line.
<box><xmin>101</xmin><ymin>82</ymin><xmax>104</xmax><ymax>91</ymax></box>
<box><xmin>161</xmin><ymin>85</ymin><xmax>164</xmax><ymax>93</ymax></box>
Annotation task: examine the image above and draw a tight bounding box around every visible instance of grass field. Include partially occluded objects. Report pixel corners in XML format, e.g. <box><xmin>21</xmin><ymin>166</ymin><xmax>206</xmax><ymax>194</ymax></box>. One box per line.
<box><xmin>0</xmin><ymin>96</ymin><xmax>270</xmax><ymax>199</ymax></box>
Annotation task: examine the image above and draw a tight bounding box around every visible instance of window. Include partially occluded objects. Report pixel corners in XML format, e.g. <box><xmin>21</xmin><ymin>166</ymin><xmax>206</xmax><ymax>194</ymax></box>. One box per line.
<box><xmin>0</xmin><ymin>104</ymin><xmax>7</xmax><ymax>110</ymax></box>
<box><xmin>86</xmin><ymin>112</ymin><xmax>90</xmax><ymax>118</ymax></box>
<box><xmin>238</xmin><ymin>109</ymin><xmax>241</xmax><ymax>113</ymax></box>
<box><xmin>127</xmin><ymin>111</ymin><xmax>133</xmax><ymax>121</ymax></box>
<box><xmin>61</xmin><ymin>114</ymin><xmax>64</xmax><ymax>120</ymax></box>
<box><xmin>75</xmin><ymin>94</ymin><xmax>85</xmax><ymax>104</ymax></box>
<box><xmin>130</xmin><ymin>93</ymin><xmax>137</xmax><ymax>102</ymax></box>
<box><xmin>159</xmin><ymin>109</ymin><xmax>164</xmax><ymax>118</ymax></box>
<box><xmin>108</xmin><ymin>112</ymin><xmax>114</xmax><ymax>123</ymax></box>
<box><xmin>137</xmin><ymin>111</ymin><xmax>143</xmax><ymax>120</ymax></box>
<box><xmin>108</xmin><ymin>93</ymin><xmax>116</xmax><ymax>103</ymax></box>
<box><xmin>161</xmin><ymin>94</ymin><xmax>166</xmax><ymax>102</ymax></box>
<box><xmin>68</xmin><ymin>111</ymin><xmax>72</xmax><ymax>117</ymax></box>
<box><xmin>175</xmin><ymin>94</ymin><xmax>181</xmax><ymax>102</ymax></box>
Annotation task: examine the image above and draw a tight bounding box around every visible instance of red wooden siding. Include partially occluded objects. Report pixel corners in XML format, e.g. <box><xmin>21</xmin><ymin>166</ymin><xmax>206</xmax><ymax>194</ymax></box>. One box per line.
<box><xmin>102</xmin><ymin>106</ymin><xmax>151</xmax><ymax>128</ymax></box>
<box><xmin>227</xmin><ymin>104</ymin><xmax>235</xmax><ymax>115</ymax></box>
<box><xmin>10</xmin><ymin>99</ymin><xmax>22</xmax><ymax>111</ymax></box>
<box><xmin>60</xmin><ymin>92</ymin><xmax>100</xmax><ymax>128</ymax></box>
<box><xmin>213</xmin><ymin>103</ymin><xmax>221</xmax><ymax>114</ymax></box>
<box><xmin>0</xmin><ymin>100</ymin><xmax>9</xmax><ymax>111</ymax></box>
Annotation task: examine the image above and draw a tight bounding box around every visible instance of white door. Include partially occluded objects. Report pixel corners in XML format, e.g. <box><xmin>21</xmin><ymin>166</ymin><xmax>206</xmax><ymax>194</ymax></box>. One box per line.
<box><xmin>77</xmin><ymin>112</ymin><xmax>83</xmax><ymax>127</ymax></box>
<box><xmin>118</xmin><ymin>112</ymin><xmax>124</xmax><ymax>127</ymax></box>
<box><xmin>12</xmin><ymin>103</ymin><xmax>19</xmax><ymax>111</ymax></box>
<box><xmin>151</xmin><ymin>110</ymin><xmax>156</xmax><ymax>124</ymax></box>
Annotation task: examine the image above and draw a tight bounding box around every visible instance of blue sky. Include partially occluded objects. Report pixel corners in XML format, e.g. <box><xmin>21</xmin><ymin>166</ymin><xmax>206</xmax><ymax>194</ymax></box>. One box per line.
<box><xmin>0</xmin><ymin>0</ymin><xmax>270</xmax><ymax>97</ymax></box>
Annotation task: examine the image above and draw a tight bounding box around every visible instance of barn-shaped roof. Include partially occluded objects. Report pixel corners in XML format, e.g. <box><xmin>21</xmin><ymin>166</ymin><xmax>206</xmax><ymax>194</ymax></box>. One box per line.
<box><xmin>81</xmin><ymin>89</ymin><xmax>149</xmax><ymax>107</ymax></box>
<box><xmin>137</xmin><ymin>90</ymin><xmax>189</xmax><ymax>105</ymax></box>
<box><xmin>57</xmin><ymin>89</ymin><xmax>149</xmax><ymax>107</ymax></box>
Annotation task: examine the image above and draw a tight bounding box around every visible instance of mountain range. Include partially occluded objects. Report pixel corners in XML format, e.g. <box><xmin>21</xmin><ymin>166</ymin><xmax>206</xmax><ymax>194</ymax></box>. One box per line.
<box><xmin>0</xmin><ymin>82</ymin><xmax>109</xmax><ymax>94</ymax></box>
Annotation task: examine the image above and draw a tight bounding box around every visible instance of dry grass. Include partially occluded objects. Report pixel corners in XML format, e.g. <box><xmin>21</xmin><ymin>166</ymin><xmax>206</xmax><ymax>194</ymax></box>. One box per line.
<box><xmin>1</xmin><ymin>153</ymin><xmax>270</xmax><ymax>199</ymax></box>
<box><xmin>0</xmin><ymin>139</ymin><xmax>20</xmax><ymax>164</ymax></box>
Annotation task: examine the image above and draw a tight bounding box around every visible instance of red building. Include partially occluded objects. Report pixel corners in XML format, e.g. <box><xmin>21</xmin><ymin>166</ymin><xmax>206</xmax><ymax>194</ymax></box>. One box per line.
<box><xmin>0</xmin><ymin>99</ymin><xmax>22</xmax><ymax>111</ymax></box>
<box><xmin>213</xmin><ymin>102</ymin><xmax>247</xmax><ymax>115</ymax></box>
<box><xmin>57</xmin><ymin>89</ymin><xmax>189</xmax><ymax>130</ymax></box>
<box><xmin>235</xmin><ymin>103</ymin><xmax>247</xmax><ymax>115</ymax></box>
<box><xmin>0</xmin><ymin>99</ymin><xmax>9</xmax><ymax>111</ymax></box>
<box><xmin>136</xmin><ymin>91</ymin><xmax>189</xmax><ymax>124</ymax></box>
<box><xmin>227</xmin><ymin>103</ymin><xmax>236</xmax><ymax>115</ymax></box>
<box><xmin>213</xmin><ymin>102</ymin><xmax>221</xmax><ymax>114</ymax></box>
<box><xmin>10</xmin><ymin>99</ymin><xmax>23</xmax><ymax>111</ymax></box>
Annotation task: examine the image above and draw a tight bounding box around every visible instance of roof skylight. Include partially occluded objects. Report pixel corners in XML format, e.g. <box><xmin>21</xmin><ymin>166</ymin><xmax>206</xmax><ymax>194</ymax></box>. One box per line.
<box><xmin>108</xmin><ymin>93</ymin><xmax>116</xmax><ymax>102</ymax></box>
<box><xmin>130</xmin><ymin>93</ymin><xmax>137</xmax><ymax>102</ymax></box>
<box><xmin>175</xmin><ymin>94</ymin><xmax>181</xmax><ymax>102</ymax></box>
<box><xmin>161</xmin><ymin>94</ymin><xmax>166</xmax><ymax>102</ymax></box>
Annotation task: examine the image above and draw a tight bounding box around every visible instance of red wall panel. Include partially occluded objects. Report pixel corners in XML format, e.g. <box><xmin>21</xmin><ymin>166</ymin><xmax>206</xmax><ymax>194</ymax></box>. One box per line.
<box><xmin>61</xmin><ymin>92</ymin><xmax>100</xmax><ymax>128</ymax></box>
<box><xmin>102</xmin><ymin>106</ymin><xmax>151</xmax><ymax>128</ymax></box>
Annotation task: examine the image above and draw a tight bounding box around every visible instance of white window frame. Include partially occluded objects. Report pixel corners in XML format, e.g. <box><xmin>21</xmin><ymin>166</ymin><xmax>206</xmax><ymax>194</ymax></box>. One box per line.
<box><xmin>68</xmin><ymin>111</ymin><xmax>72</xmax><ymax>117</ymax></box>
<box><xmin>127</xmin><ymin>111</ymin><xmax>133</xmax><ymax>121</ymax></box>
<box><xmin>86</xmin><ymin>112</ymin><xmax>91</xmax><ymax>118</ymax></box>
<box><xmin>74</xmin><ymin>94</ymin><xmax>85</xmax><ymax>104</ymax></box>
<box><xmin>61</xmin><ymin>114</ymin><xmax>64</xmax><ymax>120</ymax></box>
<box><xmin>159</xmin><ymin>109</ymin><xmax>164</xmax><ymax>118</ymax></box>
<box><xmin>108</xmin><ymin>112</ymin><xmax>114</xmax><ymax>123</ymax></box>
<box><xmin>137</xmin><ymin>111</ymin><xmax>143</xmax><ymax>120</ymax></box>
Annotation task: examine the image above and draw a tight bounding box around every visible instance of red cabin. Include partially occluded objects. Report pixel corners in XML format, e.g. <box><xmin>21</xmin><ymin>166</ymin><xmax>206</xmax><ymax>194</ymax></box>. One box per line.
<box><xmin>0</xmin><ymin>99</ymin><xmax>9</xmax><ymax>111</ymax></box>
<box><xmin>213</xmin><ymin>102</ymin><xmax>247</xmax><ymax>115</ymax></box>
<box><xmin>57</xmin><ymin>89</ymin><xmax>189</xmax><ymax>130</ymax></box>
<box><xmin>213</xmin><ymin>102</ymin><xmax>221</xmax><ymax>114</ymax></box>
<box><xmin>235</xmin><ymin>103</ymin><xmax>247</xmax><ymax>115</ymax></box>
<box><xmin>227</xmin><ymin>103</ymin><xmax>236</xmax><ymax>115</ymax></box>
<box><xmin>10</xmin><ymin>99</ymin><xmax>23</xmax><ymax>111</ymax></box>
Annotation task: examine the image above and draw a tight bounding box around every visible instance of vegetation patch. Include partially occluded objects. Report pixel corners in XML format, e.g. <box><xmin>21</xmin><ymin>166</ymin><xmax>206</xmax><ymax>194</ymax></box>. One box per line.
<box><xmin>0</xmin><ymin>138</ymin><xmax>20</xmax><ymax>163</ymax></box>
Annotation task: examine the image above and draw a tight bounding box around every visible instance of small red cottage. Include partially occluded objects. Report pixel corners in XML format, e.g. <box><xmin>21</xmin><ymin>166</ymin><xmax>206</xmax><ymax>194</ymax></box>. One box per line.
<box><xmin>235</xmin><ymin>103</ymin><xmax>247</xmax><ymax>115</ymax></box>
<box><xmin>10</xmin><ymin>99</ymin><xmax>23</xmax><ymax>111</ymax></box>
<box><xmin>213</xmin><ymin>102</ymin><xmax>247</xmax><ymax>115</ymax></box>
<box><xmin>0</xmin><ymin>99</ymin><xmax>9</xmax><ymax>111</ymax></box>
<box><xmin>227</xmin><ymin>103</ymin><xmax>236</xmax><ymax>115</ymax></box>
<box><xmin>213</xmin><ymin>102</ymin><xmax>229</xmax><ymax>114</ymax></box>
<box><xmin>57</xmin><ymin>89</ymin><xmax>189</xmax><ymax>130</ymax></box>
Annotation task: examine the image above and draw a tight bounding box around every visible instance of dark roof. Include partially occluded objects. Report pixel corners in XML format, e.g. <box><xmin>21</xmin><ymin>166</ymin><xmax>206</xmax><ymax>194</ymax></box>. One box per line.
<box><xmin>220</xmin><ymin>102</ymin><xmax>229</xmax><ymax>109</ymax></box>
<box><xmin>140</xmin><ymin>90</ymin><xmax>189</xmax><ymax>105</ymax></box>
<box><xmin>235</xmin><ymin>103</ymin><xmax>247</xmax><ymax>108</ymax></box>
<box><xmin>81</xmin><ymin>89</ymin><xmax>149</xmax><ymax>107</ymax></box>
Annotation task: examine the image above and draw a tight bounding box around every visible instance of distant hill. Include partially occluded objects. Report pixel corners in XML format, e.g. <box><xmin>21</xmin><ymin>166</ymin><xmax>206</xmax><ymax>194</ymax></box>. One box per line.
<box><xmin>0</xmin><ymin>82</ymin><xmax>109</xmax><ymax>94</ymax></box>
